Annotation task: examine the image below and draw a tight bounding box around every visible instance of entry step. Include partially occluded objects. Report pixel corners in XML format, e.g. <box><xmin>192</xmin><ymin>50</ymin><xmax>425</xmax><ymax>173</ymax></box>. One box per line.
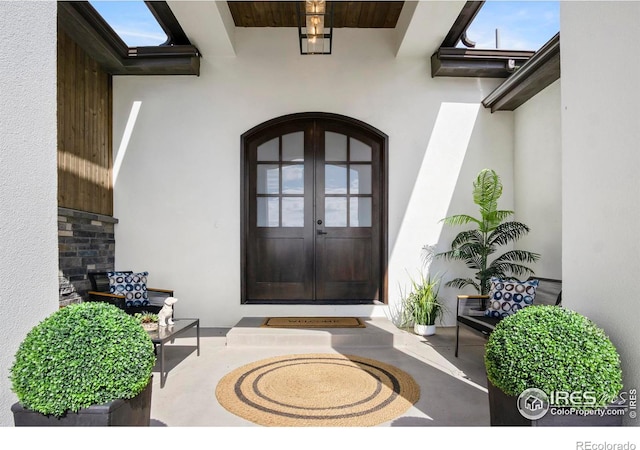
<box><xmin>225</xmin><ymin>317</ymin><xmax>412</xmax><ymax>348</ymax></box>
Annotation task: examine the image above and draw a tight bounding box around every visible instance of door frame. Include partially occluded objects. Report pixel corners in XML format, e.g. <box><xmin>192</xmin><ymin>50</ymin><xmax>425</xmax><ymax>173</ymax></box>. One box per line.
<box><xmin>240</xmin><ymin>112</ymin><xmax>388</xmax><ymax>305</ymax></box>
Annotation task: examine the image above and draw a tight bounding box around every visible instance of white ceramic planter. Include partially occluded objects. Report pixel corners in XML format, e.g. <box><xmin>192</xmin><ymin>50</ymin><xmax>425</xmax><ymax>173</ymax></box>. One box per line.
<box><xmin>414</xmin><ymin>324</ymin><xmax>436</xmax><ymax>336</ymax></box>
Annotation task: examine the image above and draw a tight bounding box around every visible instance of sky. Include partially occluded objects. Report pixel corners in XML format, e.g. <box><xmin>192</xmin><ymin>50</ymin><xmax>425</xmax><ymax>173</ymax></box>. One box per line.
<box><xmin>462</xmin><ymin>1</ymin><xmax>560</xmax><ymax>50</ymax></box>
<box><xmin>90</xmin><ymin>1</ymin><xmax>168</xmax><ymax>47</ymax></box>
<box><xmin>90</xmin><ymin>1</ymin><xmax>560</xmax><ymax>52</ymax></box>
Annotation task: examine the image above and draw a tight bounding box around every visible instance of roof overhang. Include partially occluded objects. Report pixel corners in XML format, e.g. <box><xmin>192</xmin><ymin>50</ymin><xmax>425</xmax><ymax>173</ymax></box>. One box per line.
<box><xmin>431</xmin><ymin>47</ymin><xmax>535</xmax><ymax>78</ymax></box>
<box><xmin>431</xmin><ymin>0</ymin><xmax>561</xmax><ymax>112</ymax></box>
<box><xmin>482</xmin><ymin>33</ymin><xmax>560</xmax><ymax>112</ymax></box>
<box><xmin>430</xmin><ymin>1</ymin><xmax>535</xmax><ymax>78</ymax></box>
<box><xmin>58</xmin><ymin>1</ymin><xmax>201</xmax><ymax>76</ymax></box>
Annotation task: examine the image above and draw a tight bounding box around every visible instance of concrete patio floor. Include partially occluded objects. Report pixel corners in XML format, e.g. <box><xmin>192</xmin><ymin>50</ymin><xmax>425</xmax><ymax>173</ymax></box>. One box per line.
<box><xmin>14</xmin><ymin>317</ymin><xmax>632</xmax><ymax>448</ymax></box>
<box><xmin>148</xmin><ymin>317</ymin><xmax>491</xmax><ymax>427</ymax></box>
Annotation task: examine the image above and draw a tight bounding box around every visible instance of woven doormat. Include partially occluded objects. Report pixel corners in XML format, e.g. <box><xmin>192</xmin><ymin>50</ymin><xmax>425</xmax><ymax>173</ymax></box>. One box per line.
<box><xmin>215</xmin><ymin>353</ymin><xmax>420</xmax><ymax>426</ymax></box>
<box><xmin>261</xmin><ymin>317</ymin><xmax>366</xmax><ymax>328</ymax></box>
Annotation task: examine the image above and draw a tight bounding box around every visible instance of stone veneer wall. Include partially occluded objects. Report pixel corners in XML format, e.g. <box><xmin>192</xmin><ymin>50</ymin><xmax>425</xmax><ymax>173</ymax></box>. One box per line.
<box><xmin>58</xmin><ymin>207</ymin><xmax>118</xmax><ymax>306</ymax></box>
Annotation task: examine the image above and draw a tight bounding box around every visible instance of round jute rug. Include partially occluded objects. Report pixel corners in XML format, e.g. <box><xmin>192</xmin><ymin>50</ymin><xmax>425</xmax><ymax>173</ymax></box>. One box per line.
<box><xmin>215</xmin><ymin>353</ymin><xmax>420</xmax><ymax>427</ymax></box>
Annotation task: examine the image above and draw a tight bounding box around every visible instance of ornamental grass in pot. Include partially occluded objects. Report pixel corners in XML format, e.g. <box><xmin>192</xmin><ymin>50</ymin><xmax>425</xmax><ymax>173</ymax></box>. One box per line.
<box><xmin>484</xmin><ymin>305</ymin><xmax>624</xmax><ymax>426</ymax></box>
<box><xmin>10</xmin><ymin>302</ymin><xmax>156</xmax><ymax>426</ymax></box>
<box><xmin>401</xmin><ymin>272</ymin><xmax>446</xmax><ymax>336</ymax></box>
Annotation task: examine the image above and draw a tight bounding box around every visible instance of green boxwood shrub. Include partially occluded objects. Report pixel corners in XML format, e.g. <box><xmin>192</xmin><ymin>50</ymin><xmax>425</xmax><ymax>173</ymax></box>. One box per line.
<box><xmin>485</xmin><ymin>305</ymin><xmax>622</xmax><ymax>408</ymax></box>
<box><xmin>10</xmin><ymin>302</ymin><xmax>156</xmax><ymax>417</ymax></box>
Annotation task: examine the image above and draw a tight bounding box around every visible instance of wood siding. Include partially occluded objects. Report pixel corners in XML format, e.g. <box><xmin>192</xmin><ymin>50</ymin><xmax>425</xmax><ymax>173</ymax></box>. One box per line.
<box><xmin>58</xmin><ymin>27</ymin><xmax>113</xmax><ymax>216</ymax></box>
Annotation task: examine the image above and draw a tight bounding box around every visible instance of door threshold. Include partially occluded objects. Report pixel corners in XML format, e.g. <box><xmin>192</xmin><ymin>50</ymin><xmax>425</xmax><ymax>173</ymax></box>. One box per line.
<box><xmin>243</xmin><ymin>300</ymin><xmax>385</xmax><ymax>305</ymax></box>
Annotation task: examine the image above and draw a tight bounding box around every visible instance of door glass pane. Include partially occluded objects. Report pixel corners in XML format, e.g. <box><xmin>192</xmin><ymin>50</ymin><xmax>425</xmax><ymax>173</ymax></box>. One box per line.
<box><xmin>257</xmin><ymin>164</ymin><xmax>279</xmax><ymax>194</ymax></box>
<box><xmin>350</xmin><ymin>197</ymin><xmax>372</xmax><ymax>227</ymax></box>
<box><xmin>282</xmin><ymin>132</ymin><xmax>304</xmax><ymax>161</ymax></box>
<box><xmin>282</xmin><ymin>164</ymin><xmax>304</xmax><ymax>194</ymax></box>
<box><xmin>325</xmin><ymin>132</ymin><xmax>347</xmax><ymax>161</ymax></box>
<box><xmin>350</xmin><ymin>138</ymin><xmax>372</xmax><ymax>161</ymax></box>
<box><xmin>282</xmin><ymin>198</ymin><xmax>304</xmax><ymax>227</ymax></box>
<box><xmin>350</xmin><ymin>165</ymin><xmax>371</xmax><ymax>195</ymax></box>
<box><xmin>325</xmin><ymin>197</ymin><xmax>347</xmax><ymax>227</ymax></box>
<box><xmin>257</xmin><ymin>138</ymin><xmax>279</xmax><ymax>161</ymax></box>
<box><xmin>325</xmin><ymin>164</ymin><xmax>347</xmax><ymax>194</ymax></box>
<box><xmin>257</xmin><ymin>197</ymin><xmax>279</xmax><ymax>227</ymax></box>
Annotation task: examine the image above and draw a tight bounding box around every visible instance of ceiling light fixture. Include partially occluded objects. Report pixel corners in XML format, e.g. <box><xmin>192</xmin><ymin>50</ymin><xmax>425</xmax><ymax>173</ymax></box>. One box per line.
<box><xmin>297</xmin><ymin>1</ymin><xmax>333</xmax><ymax>55</ymax></box>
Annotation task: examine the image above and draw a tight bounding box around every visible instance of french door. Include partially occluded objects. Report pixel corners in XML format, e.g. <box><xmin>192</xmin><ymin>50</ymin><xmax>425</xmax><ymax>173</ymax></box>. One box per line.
<box><xmin>242</xmin><ymin>114</ymin><xmax>387</xmax><ymax>304</ymax></box>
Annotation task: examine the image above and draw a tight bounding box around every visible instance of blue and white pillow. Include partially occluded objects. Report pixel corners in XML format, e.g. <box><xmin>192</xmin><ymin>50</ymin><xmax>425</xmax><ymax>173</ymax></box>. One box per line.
<box><xmin>484</xmin><ymin>277</ymin><xmax>538</xmax><ymax>318</ymax></box>
<box><xmin>108</xmin><ymin>271</ymin><xmax>149</xmax><ymax>307</ymax></box>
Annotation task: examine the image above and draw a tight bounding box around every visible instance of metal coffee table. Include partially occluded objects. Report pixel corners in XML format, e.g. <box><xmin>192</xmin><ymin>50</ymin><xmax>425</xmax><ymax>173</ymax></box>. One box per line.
<box><xmin>147</xmin><ymin>318</ymin><xmax>200</xmax><ymax>388</ymax></box>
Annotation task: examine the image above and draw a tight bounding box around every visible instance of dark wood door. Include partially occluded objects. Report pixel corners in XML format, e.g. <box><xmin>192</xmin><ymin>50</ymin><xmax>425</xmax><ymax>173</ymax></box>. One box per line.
<box><xmin>242</xmin><ymin>115</ymin><xmax>385</xmax><ymax>303</ymax></box>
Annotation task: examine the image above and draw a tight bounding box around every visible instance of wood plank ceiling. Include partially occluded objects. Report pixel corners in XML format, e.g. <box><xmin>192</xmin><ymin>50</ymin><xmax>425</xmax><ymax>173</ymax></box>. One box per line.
<box><xmin>227</xmin><ymin>1</ymin><xmax>405</xmax><ymax>28</ymax></box>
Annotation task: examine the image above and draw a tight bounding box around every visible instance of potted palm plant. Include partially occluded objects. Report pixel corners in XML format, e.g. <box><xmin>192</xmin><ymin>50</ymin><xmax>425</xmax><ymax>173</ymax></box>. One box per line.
<box><xmin>401</xmin><ymin>272</ymin><xmax>446</xmax><ymax>336</ymax></box>
<box><xmin>10</xmin><ymin>302</ymin><xmax>156</xmax><ymax>426</ymax></box>
<box><xmin>436</xmin><ymin>168</ymin><xmax>540</xmax><ymax>296</ymax></box>
<box><xmin>484</xmin><ymin>305</ymin><xmax>625</xmax><ymax>426</ymax></box>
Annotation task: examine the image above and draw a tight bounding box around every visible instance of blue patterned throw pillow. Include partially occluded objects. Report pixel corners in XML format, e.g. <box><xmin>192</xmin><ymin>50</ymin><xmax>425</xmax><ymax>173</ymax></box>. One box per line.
<box><xmin>484</xmin><ymin>277</ymin><xmax>539</xmax><ymax>318</ymax></box>
<box><xmin>107</xmin><ymin>271</ymin><xmax>150</xmax><ymax>307</ymax></box>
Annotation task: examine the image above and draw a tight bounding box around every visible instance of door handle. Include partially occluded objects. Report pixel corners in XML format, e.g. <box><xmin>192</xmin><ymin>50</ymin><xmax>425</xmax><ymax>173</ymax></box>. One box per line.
<box><xmin>317</xmin><ymin>229</ymin><xmax>328</xmax><ymax>235</ymax></box>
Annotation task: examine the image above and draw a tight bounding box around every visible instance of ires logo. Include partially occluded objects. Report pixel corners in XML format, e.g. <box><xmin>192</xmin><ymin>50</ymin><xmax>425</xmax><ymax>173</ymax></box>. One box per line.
<box><xmin>517</xmin><ymin>388</ymin><xmax>635</xmax><ymax>420</ymax></box>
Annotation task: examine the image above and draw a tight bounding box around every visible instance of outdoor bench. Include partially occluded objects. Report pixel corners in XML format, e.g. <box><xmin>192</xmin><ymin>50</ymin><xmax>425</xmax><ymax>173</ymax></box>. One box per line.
<box><xmin>86</xmin><ymin>271</ymin><xmax>174</xmax><ymax>315</ymax></box>
<box><xmin>455</xmin><ymin>277</ymin><xmax>562</xmax><ymax>357</ymax></box>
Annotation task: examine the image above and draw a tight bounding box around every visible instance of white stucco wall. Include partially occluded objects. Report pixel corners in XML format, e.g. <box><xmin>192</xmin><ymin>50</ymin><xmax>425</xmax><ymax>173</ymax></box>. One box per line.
<box><xmin>113</xmin><ymin>25</ymin><xmax>513</xmax><ymax>327</ymax></box>
<box><xmin>561</xmin><ymin>1</ymin><xmax>640</xmax><ymax>423</ymax></box>
<box><xmin>514</xmin><ymin>80</ymin><xmax>562</xmax><ymax>278</ymax></box>
<box><xmin>0</xmin><ymin>2</ymin><xmax>58</xmax><ymax>427</ymax></box>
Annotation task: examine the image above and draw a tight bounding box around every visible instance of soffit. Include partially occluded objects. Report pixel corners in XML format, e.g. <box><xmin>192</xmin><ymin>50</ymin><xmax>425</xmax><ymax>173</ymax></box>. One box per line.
<box><xmin>172</xmin><ymin>1</ymin><xmax>463</xmax><ymax>59</ymax></box>
<box><xmin>227</xmin><ymin>1</ymin><xmax>404</xmax><ymax>28</ymax></box>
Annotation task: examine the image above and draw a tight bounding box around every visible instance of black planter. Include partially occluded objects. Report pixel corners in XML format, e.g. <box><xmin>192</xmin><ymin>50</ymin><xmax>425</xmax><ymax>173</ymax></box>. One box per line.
<box><xmin>487</xmin><ymin>379</ymin><xmax>531</xmax><ymax>426</ymax></box>
<box><xmin>487</xmin><ymin>380</ymin><xmax>624</xmax><ymax>426</ymax></box>
<box><xmin>12</xmin><ymin>378</ymin><xmax>152</xmax><ymax>426</ymax></box>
